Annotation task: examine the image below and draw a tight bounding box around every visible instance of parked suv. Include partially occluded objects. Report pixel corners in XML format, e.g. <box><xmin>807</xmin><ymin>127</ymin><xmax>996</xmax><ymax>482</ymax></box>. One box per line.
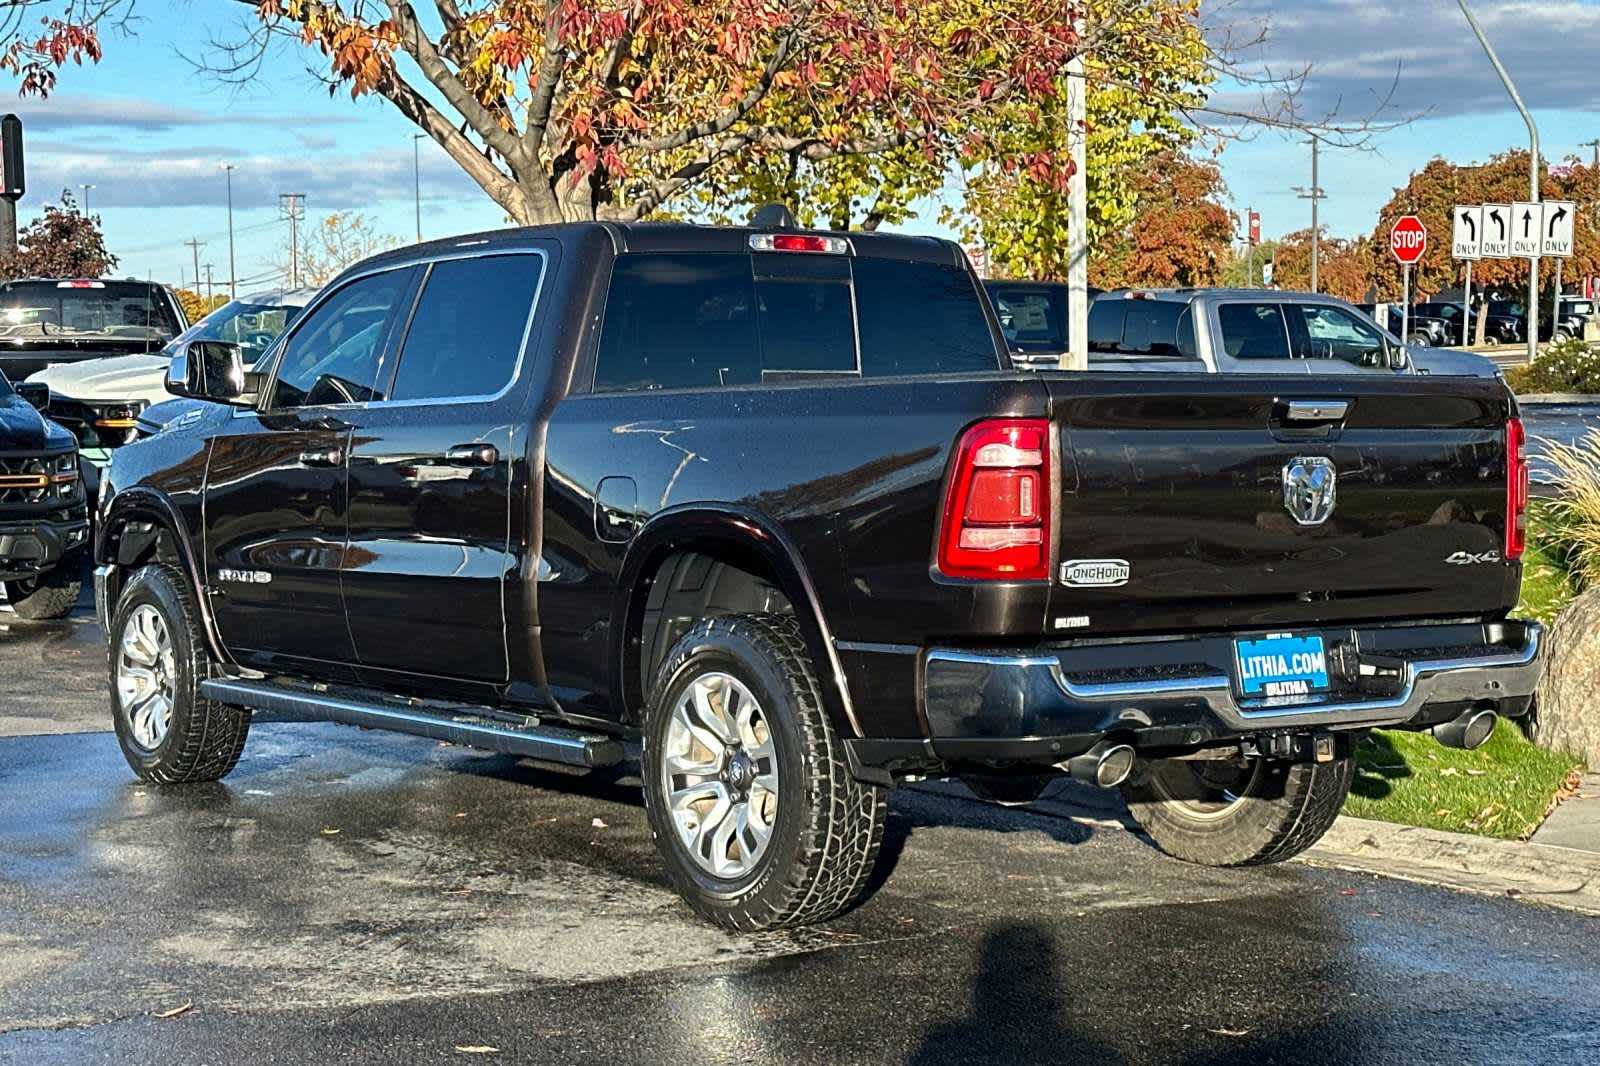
<box><xmin>982</xmin><ymin>279</ymin><xmax>1102</xmax><ymax>368</ymax></box>
<box><xmin>0</xmin><ymin>373</ymin><xmax>88</xmax><ymax>618</ymax></box>
<box><xmin>97</xmin><ymin>223</ymin><xmax>1541</xmax><ymax>929</ymax></box>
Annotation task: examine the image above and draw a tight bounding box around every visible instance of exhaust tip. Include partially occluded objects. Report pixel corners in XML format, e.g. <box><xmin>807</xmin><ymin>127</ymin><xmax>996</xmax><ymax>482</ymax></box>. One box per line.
<box><xmin>1432</xmin><ymin>706</ymin><xmax>1498</xmax><ymax>751</ymax></box>
<box><xmin>1063</xmin><ymin>743</ymin><xmax>1136</xmax><ymax>789</ymax></box>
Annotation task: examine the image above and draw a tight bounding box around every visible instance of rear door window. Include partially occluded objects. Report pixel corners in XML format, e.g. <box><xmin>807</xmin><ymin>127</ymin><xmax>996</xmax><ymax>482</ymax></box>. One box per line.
<box><xmin>852</xmin><ymin>258</ymin><xmax>999</xmax><ymax>377</ymax></box>
<box><xmin>594</xmin><ymin>253</ymin><xmax>760</xmax><ymax>392</ymax></box>
<box><xmin>389</xmin><ymin>254</ymin><xmax>544</xmax><ymax>401</ymax></box>
<box><xmin>1217</xmin><ymin>303</ymin><xmax>1293</xmax><ymax>360</ymax></box>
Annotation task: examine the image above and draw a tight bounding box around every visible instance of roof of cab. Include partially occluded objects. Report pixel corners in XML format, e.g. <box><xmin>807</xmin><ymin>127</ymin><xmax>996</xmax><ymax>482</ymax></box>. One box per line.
<box><xmin>350</xmin><ymin>219</ymin><xmax>966</xmax><ymax>276</ymax></box>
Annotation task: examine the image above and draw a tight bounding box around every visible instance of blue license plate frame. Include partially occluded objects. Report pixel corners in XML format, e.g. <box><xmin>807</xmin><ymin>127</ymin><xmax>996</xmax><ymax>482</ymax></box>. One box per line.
<box><xmin>1234</xmin><ymin>633</ymin><xmax>1330</xmax><ymax>698</ymax></box>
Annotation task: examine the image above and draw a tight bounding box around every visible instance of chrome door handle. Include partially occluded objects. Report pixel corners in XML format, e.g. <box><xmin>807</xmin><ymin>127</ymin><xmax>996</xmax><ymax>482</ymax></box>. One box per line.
<box><xmin>444</xmin><ymin>444</ymin><xmax>499</xmax><ymax>467</ymax></box>
<box><xmin>298</xmin><ymin>448</ymin><xmax>344</xmax><ymax>467</ymax></box>
<box><xmin>1281</xmin><ymin>400</ymin><xmax>1350</xmax><ymax>423</ymax></box>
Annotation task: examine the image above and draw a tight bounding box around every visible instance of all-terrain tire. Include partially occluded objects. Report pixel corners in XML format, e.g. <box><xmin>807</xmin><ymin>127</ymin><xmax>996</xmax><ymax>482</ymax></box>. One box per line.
<box><xmin>4</xmin><ymin>562</ymin><xmax>82</xmax><ymax>620</ymax></box>
<box><xmin>109</xmin><ymin>563</ymin><xmax>250</xmax><ymax>784</ymax></box>
<box><xmin>1120</xmin><ymin>756</ymin><xmax>1354</xmax><ymax>867</ymax></box>
<box><xmin>642</xmin><ymin>613</ymin><xmax>886</xmax><ymax>931</ymax></box>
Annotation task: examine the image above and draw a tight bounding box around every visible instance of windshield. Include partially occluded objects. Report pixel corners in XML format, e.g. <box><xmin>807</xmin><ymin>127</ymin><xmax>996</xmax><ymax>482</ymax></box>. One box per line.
<box><xmin>0</xmin><ymin>280</ymin><xmax>180</xmax><ymax>340</ymax></box>
<box><xmin>168</xmin><ymin>298</ymin><xmax>306</xmax><ymax>366</ymax></box>
<box><xmin>1491</xmin><ymin>301</ymin><xmax>1525</xmax><ymax>317</ymax></box>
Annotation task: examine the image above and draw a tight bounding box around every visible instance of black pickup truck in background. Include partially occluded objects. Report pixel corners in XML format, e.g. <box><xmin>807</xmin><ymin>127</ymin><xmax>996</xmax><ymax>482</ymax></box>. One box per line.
<box><xmin>96</xmin><ymin>221</ymin><xmax>1540</xmax><ymax>929</ymax></box>
<box><xmin>0</xmin><ymin>374</ymin><xmax>88</xmax><ymax>618</ymax></box>
<box><xmin>0</xmin><ymin>278</ymin><xmax>187</xmax><ymax>383</ymax></box>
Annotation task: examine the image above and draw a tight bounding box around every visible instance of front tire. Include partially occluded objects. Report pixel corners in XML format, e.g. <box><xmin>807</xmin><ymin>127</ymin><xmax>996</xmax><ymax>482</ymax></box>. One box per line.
<box><xmin>109</xmin><ymin>563</ymin><xmax>250</xmax><ymax>784</ymax></box>
<box><xmin>1120</xmin><ymin>755</ymin><xmax>1353</xmax><ymax>867</ymax></box>
<box><xmin>4</xmin><ymin>561</ymin><xmax>82</xmax><ymax>620</ymax></box>
<box><xmin>642</xmin><ymin>614</ymin><xmax>885</xmax><ymax>931</ymax></box>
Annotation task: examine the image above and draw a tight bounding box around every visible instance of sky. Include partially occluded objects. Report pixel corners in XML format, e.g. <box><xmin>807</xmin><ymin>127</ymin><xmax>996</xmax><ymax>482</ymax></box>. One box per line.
<box><xmin>11</xmin><ymin>0</ymin><xmax>1600</xmax><ymax>292</ymax></box>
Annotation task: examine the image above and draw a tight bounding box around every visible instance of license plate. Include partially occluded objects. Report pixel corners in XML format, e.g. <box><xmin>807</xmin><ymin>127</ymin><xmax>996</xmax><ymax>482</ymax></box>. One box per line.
<box><xmin>1234</xmin><ymin>633</ymin><xmax>1328</xmax><ymax>698</ymax></box>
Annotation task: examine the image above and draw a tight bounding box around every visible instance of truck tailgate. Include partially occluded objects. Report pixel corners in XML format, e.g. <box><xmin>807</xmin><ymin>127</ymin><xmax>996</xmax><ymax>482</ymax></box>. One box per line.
<box><xmin>1044</xmin><ymin>375</ymin><xmax>1519</xmax><ymax>636</ymax></box>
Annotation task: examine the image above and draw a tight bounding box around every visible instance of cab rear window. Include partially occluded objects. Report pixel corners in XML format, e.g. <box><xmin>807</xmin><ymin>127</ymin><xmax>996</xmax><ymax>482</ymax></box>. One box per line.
<box><xmin>0</xmin><ymin>281</ymin><xmax>180</xmax><ymax>337</ymax></box>
<box><xmin>593</xmin><ymin>252</ymin><xmax>999</xmax><ymax>392</ymax></box>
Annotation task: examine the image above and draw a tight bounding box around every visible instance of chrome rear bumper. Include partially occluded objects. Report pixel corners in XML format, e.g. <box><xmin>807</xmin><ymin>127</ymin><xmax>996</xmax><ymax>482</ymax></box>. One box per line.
<box><xmin>921</xmin><ymin>621</ymin><xmax>1542</xmax><ymax>759</ymax></box>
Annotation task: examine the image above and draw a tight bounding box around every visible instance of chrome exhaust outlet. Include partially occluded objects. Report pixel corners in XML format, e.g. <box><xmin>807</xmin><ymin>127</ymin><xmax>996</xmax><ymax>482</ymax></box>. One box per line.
<box><xmin>1431</xmin><ymin>706</ymin><xmax>1498</xmax><ymax>751</ymax></box>
<box><xmin>1063</xmin><ymin>742</ymin><xmax>1136</xmax><ymax>789</ymax></box>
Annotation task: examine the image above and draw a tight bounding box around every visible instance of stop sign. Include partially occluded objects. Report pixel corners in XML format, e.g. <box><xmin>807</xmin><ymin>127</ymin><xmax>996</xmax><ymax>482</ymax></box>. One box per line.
<box><xmin>1390</xmin><ymin>215</ymin><xmax>1428</xmax><ymax>264</ymax></box>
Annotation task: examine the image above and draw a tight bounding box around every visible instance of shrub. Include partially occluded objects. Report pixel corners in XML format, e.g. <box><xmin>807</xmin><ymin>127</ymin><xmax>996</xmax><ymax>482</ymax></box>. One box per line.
<box><xmin>1504</xmin><ymin>336</ymin><xmax>1600</xmax><ymax>394</ymax></box>
<box><xmin>1536</xmin><ymin>435</ymin><xmax>1600</xmax><ymax>589</ymax></box>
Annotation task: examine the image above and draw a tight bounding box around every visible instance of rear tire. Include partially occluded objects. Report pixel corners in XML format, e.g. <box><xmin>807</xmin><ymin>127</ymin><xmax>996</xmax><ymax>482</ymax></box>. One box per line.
<box><xmin>108</xmin><ymin>563</ymin><xmax>250</xmax><ymax>784</ymax></box>
<box><xmin>4</xmin><ymin>562</ymin><xmax>82</xmax><ymax>620</ymax></box>
<box><xmin>1120</xmin><ymin>755</ymin><xmax>1353</xmax><ymax>867</ymax></box>
<box><xmin>642</xmin><ymin>613</ymin><xmax>885</xmax><ymax>930</ymax></box>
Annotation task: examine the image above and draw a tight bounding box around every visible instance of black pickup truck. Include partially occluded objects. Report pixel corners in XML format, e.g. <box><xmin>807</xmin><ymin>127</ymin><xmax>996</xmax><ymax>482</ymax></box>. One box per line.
<box><xmin>0</xmin><ymin>374</ymin><xmax>88</xmax><ymax>618</ymax></box>
<box><xmin>95</xmin><ymin>221</ymin><xmax>1541</xmax><ymax>929</ymax></box>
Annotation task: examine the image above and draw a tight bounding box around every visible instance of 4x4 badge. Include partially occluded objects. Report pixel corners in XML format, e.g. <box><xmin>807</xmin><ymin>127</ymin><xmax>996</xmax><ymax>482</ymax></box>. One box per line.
<box><xmin>1445</xmin><ymin>550</ymin><xmax>1501</xmax><ymax>566</ymax></box>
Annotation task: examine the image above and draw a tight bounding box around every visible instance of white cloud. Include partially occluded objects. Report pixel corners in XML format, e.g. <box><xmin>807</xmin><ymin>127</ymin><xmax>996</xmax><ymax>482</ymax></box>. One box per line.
<box><xmin>1207</xmin><ymin>0</ymin><xmax>1600</xmax><ymax>125</ymax></box>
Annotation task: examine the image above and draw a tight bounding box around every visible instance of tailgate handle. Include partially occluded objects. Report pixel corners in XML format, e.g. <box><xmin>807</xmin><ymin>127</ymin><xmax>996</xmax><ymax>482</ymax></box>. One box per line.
<box><xmin>1281</xmin><ymin>399</ymin><xmax>1349</xmax><ymax>423</ymax></box>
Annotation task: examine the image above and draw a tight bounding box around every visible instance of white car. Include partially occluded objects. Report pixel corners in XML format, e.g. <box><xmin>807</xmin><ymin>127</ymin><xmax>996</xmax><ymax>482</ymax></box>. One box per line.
<box><xmin>27</xmin><ymin>288</ymin><xmax>318</xmax><ymax>474</ymax></box>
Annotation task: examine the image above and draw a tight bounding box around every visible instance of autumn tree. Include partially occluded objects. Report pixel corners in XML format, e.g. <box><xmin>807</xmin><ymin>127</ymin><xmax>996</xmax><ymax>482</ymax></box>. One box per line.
<box><xmin>278</xmin><ymin>211</ymin><xmax>402</xmax><ymax>286</ymax></box>
<box><xmin>0</xmin><ymin>190</ymin><xmax>117</xmax><ymax>279</ymax></box>
<box><xmin>175</xmin><ymin>288</ymin><xmax>230</xmax><ymax>322</ymax></box>
<box><xmin>1269</xmin><ymin>229</ymin><xmax>1375</xmax><ymax>303</ymax></box>
<box><xmin>1086</xmin><ymin>151</ymin><xmax>1231</xmax><ymax>288</ymax></box>
<box><xmin>1369</xmin><ymin>151</ymin><xmax>1600</xmax><ymax>301</ymax></box>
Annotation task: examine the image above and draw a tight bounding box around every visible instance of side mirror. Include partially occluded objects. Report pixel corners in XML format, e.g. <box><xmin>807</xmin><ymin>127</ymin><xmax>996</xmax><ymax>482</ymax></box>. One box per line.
<box><xmin>15</xmin><ymin>381</ymin><xmax>49</xmax><ymax>409</ymax></box>
<box><xmin>166</xmin><ymin>340</ymin><xmax>249</xmax><ymax>404</ymax></box>
<box><xmin>1390</xmin><ymin>344</ymin><xmax>1411</xmax><ymax>371</ymax></box>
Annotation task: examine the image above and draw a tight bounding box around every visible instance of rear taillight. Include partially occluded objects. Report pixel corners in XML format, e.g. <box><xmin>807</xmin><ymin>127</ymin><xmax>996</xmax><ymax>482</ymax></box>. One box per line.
<box><xmin>1506</xmin><ymin>417</ymin><xmax>1529</xmax><ymax>560</ymax></box>
<box><xmin>938</xmin><ymin>419</ymin><xmax>1050</xmax><ymax>580</ymax></box>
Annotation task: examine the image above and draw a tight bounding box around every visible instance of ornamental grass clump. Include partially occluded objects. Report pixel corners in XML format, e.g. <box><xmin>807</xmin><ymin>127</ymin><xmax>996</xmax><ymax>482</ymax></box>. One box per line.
<box><xmin>1538</xmin><ymin>433</ymin><xmax>1600</xmax><ymax>589</ymax></box>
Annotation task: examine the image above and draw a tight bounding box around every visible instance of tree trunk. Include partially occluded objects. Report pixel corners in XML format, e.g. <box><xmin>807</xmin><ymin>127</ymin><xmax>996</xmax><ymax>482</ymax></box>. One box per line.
<box><xmin>1474</xmin><ymin>294</ymin><xmax>1490</xmax><ymax>347</ymax></box>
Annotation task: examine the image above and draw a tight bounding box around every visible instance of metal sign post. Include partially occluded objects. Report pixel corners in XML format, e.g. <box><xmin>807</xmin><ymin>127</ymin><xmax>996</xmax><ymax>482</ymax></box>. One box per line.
<box><xmin>1452</xmin><ymin>205</ymin><xmax>1483</xmax><ymax>347</ymax></box>
<box><xmin>1402</xmin><ymin>263</ymin><xmax>1412</xmax><ymax>342</ymax></box>
<box><xmin>1542</xmin><ymin>200</ymin><xmax>1577</xmax><ymax>342</ymax></box>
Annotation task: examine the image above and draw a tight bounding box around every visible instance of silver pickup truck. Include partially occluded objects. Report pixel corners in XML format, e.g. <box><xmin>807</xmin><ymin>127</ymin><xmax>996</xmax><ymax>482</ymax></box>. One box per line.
<box><xmin>986</xmin><ymin>283</ymin><xmax>1497</xmax><ymax>377</ymax></box>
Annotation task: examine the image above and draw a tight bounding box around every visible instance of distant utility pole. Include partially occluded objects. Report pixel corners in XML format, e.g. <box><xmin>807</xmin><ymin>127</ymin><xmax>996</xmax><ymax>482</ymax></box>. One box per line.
<box><xmin>203</xmin><ymin>263</ymin><xmax>214</xmax><ymax>304</ymax></box>
<box><xmin>412</xmin><ymin>133</ymin><xmax>425</xmax><ymax>243</ymax></box>
<box><xmin>1290</xmin><ymin>137</ymin><xmax>1326</xmax><ymax>293</ymax></box>
<box><xmin>1582</xmin><ymin>139</ymin><xmax>1600</xmax><ymax>171</ymax></box>
<box><xmin>279</xmin><ymin>192</ymin><xmax>306</xmax><ymax>289</ymax></box>
<box><xmin>222</xmin><ymin>164</ymin><xmax>237</xmax><ymax>300</ymax></box>
<box><xmin>184</xmin><ymin>238</ymin><xmax>204</xmax><ymax>295</ymax></box>
<box><xmin>79</xmin><ymin>183</ymin><xmax>94</xmax><ymax>214</ymax></box>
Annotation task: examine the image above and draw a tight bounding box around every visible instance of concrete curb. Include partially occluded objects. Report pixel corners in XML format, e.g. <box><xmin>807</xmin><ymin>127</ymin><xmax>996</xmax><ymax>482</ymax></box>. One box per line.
<box><xmin>1516</xmin><ymin>392</ymin><xmax>1599</xmax><ymax>405</ymax></box>
<box><xmin>1302</xmin><ymin>815</ymin><xmax>1600</xmax><ymax>918</ymax></box>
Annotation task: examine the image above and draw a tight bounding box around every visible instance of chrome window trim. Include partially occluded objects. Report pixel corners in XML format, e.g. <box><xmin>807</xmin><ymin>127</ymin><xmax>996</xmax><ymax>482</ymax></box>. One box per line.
<box><xmin>377</xmin><ymin>248</ymin><xmax>549</xmax><ymax>408</ymax></box>
<box><xmin>255</xmin><ymin>243</ymin><xmax>550</xmax><ymax>414</ymax></box>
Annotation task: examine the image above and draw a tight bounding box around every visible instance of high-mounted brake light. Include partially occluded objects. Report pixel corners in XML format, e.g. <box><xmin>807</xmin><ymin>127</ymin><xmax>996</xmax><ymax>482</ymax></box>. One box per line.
<box><xmin>1506</xmin><ymin>417</ymin><xmax>1529</xmax><ymax>560</ymax></box>
<box><xmin>938</xmin><ymin>419</ymin><xmax>1051</xmax><ymax>580</ymax></box>
<box><xmin>56</xmin><ymin>279</ymin><xmax>104</xmax><ymax>288</ymax></box>
<box><xmin>749</xmin><ymin>233</ymin><xmax>850</xmax><ymax>255</ymax></box>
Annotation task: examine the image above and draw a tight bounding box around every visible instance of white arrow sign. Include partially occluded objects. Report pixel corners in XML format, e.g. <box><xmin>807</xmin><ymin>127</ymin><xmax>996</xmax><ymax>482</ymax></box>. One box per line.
<box><xmin>1481</xmin><ymin>203</ymin><xmax>1512</xmax><ymax>258</ymax></box>
<box><xmin>1542</xmin><ymin>200</ymin><xmax>1575</xmax><ymax>258</ymax></box>
<box><xmin>1511</xmin><ymin>201</ymin><xmax>1542</xmax><ymax>258</ymax></box>
<box><xmin>1452</xmin><ymin>205</ymin><xmax>1482</xmax><ymax>259</ymax></box>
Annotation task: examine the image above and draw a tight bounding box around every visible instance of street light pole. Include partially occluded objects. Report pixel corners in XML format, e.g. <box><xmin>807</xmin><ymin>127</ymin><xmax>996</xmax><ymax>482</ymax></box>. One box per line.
<box><xmin>1457</xmin><ymin>0</ymin><xmax>1539</xmax><ymax>364</ymax></box>
<box><xmin>412</xmin><ymin>134</ymin><xmax>421</xmax><ymax>243</ymax></box>
<box><xmin>222</xmin><ymin>164</ymin><xmax>237</xmax><ymax>300</ymax></box>
<box><xmin>1063</xmin><ymin>16</ymin><xmax>1088</xmax><ymax>371</ymax></box>
<box><xmin>79</xmin><ymin>183</ymin><xmax>94</xmax><ymax>215</ymax></box>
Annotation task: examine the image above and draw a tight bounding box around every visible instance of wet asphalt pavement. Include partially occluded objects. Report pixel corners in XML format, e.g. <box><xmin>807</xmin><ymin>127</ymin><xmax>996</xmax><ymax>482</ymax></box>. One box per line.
<box><xmin>5</xmin><ymin>569</ymin><xmax>1600</xmax><ymax>1065</ymax></box>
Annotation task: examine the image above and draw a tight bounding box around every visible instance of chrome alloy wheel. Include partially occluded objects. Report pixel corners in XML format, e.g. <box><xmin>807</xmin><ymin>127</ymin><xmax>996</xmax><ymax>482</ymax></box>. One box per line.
<box><xmin>661</xmin><ymin>671</ymin><xmax>779</xmax><ymax>879</ymax></box>
<box><xmin>117</xmin><ymin>604</ymin><xmax>176</xmax><ymax>751</ymax></box>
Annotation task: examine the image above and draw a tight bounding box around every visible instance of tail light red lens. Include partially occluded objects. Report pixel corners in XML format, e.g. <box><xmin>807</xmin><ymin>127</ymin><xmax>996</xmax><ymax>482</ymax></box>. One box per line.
<box><xmin>1506</xmin><ymin>417</ymin><xmax>1529</xmax><ymax>560</ymax></box>
<box><xmin>938</xmin><ymin>419</ymin><xmax>1051</xmax><ymax>579</ymax></box>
